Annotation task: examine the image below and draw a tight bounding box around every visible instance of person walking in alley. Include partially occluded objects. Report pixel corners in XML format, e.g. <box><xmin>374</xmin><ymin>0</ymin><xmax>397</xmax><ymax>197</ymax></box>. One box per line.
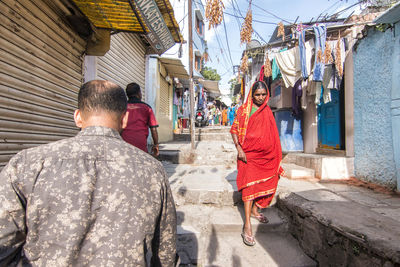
<box><xmin>228</xmin><ymin>103</ymin><xmax>236</xmax><ymax>126</ymax></box>
<box><xmin>0</xmin><ymin>80</ymin><xmax>177</xmax><ymax>266</ymax></box>
<box><xmin>230</xmin><ymin>81</ymin><xmax>284</xmax><ymax>246</ymax></box>
<box><xmin>222</xmin><ymin>107</ymin><xmax>228</xmax><ymax>126</ymax></box>
<box><xmin>122</xmin><ymin>82</ymin><xmax>160</xmax><ymax>156</ymax></box>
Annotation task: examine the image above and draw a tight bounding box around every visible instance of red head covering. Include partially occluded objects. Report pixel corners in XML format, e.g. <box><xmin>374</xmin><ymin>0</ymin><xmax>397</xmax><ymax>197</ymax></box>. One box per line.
<box><xmin>231</xmin><ymin>81</ymin><xmax>270</xmax><ymax>144</ymax></box>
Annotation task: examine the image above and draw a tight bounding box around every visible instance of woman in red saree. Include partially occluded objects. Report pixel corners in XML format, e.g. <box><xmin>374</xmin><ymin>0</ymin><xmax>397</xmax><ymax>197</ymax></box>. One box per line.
<box><xmin>230</xmin><ymin>81</ymin><xmax>284</xmax><ymax>246</ymax></box>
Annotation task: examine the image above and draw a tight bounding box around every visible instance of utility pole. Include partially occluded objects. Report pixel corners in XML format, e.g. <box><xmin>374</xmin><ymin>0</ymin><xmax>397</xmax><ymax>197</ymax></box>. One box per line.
<box><xmin>188</xmin><ymin>0</ymin><xmax>195</xmax><ymax>150</ymax></box>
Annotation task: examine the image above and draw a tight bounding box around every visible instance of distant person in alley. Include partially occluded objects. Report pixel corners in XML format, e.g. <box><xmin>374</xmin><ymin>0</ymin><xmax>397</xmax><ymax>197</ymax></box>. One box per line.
<box><xmin>122</xmin><ymin>82</ymin><xmax>160</xmax><ymax>156</ymax></box>
<box><xmin>0</xmin><ymin>80</ymin><xmax>176</xmax><ymax>266</ymax></box>
<box><xmin>228</xmin><ymin>103</ymin><xmax>236</xmax><ymax>126</ymax></box>
<box><xmin>230</xmin><ymin>81</ymin><xmax>284</xmax><ymax>246</ymax></box>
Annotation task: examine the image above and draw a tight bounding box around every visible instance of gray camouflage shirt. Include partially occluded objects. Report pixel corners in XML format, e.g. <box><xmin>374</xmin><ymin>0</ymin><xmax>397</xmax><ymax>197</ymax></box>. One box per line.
<box><xmin>0</xmin><ymin>126</ymin><xmax>176</xmax><ymax>266</ymax></box>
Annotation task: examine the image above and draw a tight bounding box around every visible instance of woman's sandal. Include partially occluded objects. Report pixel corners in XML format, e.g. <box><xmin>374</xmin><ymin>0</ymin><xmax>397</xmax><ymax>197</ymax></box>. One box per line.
<box><xmin>241</xmin><ymin>231</ymin><xmax>256</xmax><ymax>246</ymax></box>
<box><xmin>251</xmin><ymin>213</ymin><xmax>269</xmax><ymax>223</ymax></box>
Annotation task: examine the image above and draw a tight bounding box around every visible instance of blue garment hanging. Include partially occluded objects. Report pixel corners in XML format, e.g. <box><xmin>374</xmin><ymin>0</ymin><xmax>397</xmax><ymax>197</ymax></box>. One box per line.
<box><xmin>312</xmin><ymin>24</ymin><xmax>327</xmax><ymax>82</ymax></box>
<box><xmin>299</xmin><ymin>29</ymin><xmax>308</xmax><ymax>79</ymax></box>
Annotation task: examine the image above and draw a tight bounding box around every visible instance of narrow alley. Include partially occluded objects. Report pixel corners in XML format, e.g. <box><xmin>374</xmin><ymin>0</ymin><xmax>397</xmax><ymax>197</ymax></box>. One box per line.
<box><xmin>160</xmin><ymin>126</ymin><xmax>400</xmax><ymax>266</ymax></box>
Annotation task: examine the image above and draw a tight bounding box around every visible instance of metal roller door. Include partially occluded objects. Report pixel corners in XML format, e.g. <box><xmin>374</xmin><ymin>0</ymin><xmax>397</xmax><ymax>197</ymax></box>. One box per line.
<box><xmin>0</xmin><ymin>0</ymin><xmax>86</xmax><ymax>168</ymax></box>
<box><xmin>159</xmin><ymin>75</ymin><xmax>171</xmax><ymax>117</ymax></box>
<box><xmin>97</xmin><ymin>33</ymin><xmax>146</xmax><ymax>99</ymax></box>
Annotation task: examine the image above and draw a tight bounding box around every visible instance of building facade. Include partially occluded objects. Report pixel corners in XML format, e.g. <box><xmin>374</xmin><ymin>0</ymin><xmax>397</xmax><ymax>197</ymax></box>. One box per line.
<box><xmin>0</xmin><ymin>0</ymin><xmax>181</xmax><ymax>169</ymax></box>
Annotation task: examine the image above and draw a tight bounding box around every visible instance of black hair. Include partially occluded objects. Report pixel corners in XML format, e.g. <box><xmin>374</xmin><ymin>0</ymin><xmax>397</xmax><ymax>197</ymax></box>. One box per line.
<box><xmin>251</xmin><ymin>81</ymin><xmax>268</xmax><ymax>96</ymax></box>
<box><xmin>78</xmin><ymin>80</ymin><xmax>127</xmax><ymax>116</ymax></box>
<box><xmin>126</xmin><ymin>82</ymin><xmax>141</xmax><ymax>98</ymax></box>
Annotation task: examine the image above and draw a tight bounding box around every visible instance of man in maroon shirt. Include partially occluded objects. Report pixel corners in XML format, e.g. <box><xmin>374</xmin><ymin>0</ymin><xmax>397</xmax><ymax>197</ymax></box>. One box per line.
<box><xmin>122</xmin><ymin>83</ymin><xmax>159</xmax><ymax>156</ymax></box>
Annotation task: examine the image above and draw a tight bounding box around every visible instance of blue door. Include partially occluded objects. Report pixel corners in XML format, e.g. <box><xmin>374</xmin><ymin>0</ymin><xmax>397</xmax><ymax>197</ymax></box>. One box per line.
<box><xmin>318</xmin><ymin>89</ymin><xmax>341</xmax><ymax>149</ymax></box>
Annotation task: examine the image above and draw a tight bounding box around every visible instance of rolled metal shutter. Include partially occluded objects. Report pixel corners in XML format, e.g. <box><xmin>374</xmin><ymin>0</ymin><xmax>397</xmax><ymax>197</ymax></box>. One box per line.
<box><xmin>97</xmin><ymin>33</ymin><xmax>146</xmax><ymax>99</ymax></box>
<box><xmin>159</xmin><ymin>75</ymin><xmax>170</xmax><ymax>116</ymax></box>
<box><xmin>0</xmin><ymin>0</ymin><xmax>86</xmax><ymax>168</ymax></box>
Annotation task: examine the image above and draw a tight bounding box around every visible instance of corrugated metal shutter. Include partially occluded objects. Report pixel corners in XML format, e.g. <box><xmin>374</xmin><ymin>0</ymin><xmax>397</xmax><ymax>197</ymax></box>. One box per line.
<box><xmin>159</xmin><ymin>75</ymin><xmax>170</xmax><ymax>116</ymax></box>
<box><xmin>0</xmin><ymin>0</ymin><xmax>86</xmax><ymax>168</ymax></box>
<box><xmin>97</xmin><ymin>33</ymin><xmax>146</xmax><ymax>99</ymax></box>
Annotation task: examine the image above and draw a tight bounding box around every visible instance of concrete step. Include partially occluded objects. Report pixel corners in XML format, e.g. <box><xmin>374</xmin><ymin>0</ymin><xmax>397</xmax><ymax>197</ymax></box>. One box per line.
<box><xmin>282</xmin><ymin>153</ymin><xmax>354</xmax><ymax>180</ymax></box>
<box><xmin>176</xmin><ymin>205</ymin><xmax>315</xmax><ymax>267</ymax></box>
<box><xmin>281</xmin><ymin>163</ymin><xmax>316</xmax><ymax>180</ymax></box>
<box><xmin>200</xmin><ymin>231</ymin><xmax>316</xmax><ymax>267</ymax></box>
<box><xmin>159</xmin><ymin>141</ymin><xmax>237</xmax><ymax>165</ymax></box>
<box><xmin>164</xmin><ymin>163</ymin><xmax>241</xmax><ymax>207</ymax></box>
<box><xmin>173</xmin><ymin>132</ymin><xmax>232</xmax><ymax>142</ymax></box>
<box><xmin>176</xmin><ymin>205</ymin><xmax>288</xmax><ymax>234</ymax></box>
<box><xmin>181</xmin><ymin>126</ymin><xmax>231</xmax><ymax>134</ymax></box>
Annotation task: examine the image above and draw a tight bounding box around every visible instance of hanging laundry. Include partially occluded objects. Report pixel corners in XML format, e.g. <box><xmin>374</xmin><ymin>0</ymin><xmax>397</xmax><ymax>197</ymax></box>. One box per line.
<box><xmin>272</xmin><ymin>56</ymin><xmax>282</xmax><ymax>81</ymax></box>
<box><xmin>312</xmin><ymin>24</ymin><xmax>327</xmax><ymax>82</ymax></box>
<box><xmin>292</xmin><ymin>79</ymin><xmax>303</xmax><ymax>119</ymax></box>
<box><xmin>275</xmin><ymin>46</ymin><xmax>301</xmax><ymax>88</ymax></box>
<box><xmin>183</xmin><ymin>89</ymin><xmax>190</xmax><ymax>118</ymax></box>
<box><xmin>259</xmin><ymin>65</ymin><xmax>272</xmax><ymax>96</ymax></box>
<box><xmin>315</xmin><ymin>82</ymin><xmax>323</xmax><ymax>105</ymax></box>
<box><xmin>173</xmin><ymin>90</ymin><xmax>180</xmax><ymax>106</ymax></box>
<box><xmin>299</xmin><ymin>29</ymin><xmax>308</xmax><ymax>78</ymax></box>
<box><xmin>198</xmin><ymin>85</ymin><xmax>204</xmax><ymax>107</ymax></box>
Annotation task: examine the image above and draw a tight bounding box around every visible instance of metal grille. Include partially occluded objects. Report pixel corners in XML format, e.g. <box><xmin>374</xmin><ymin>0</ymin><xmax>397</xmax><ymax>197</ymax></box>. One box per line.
<box><xmin>159</xmin><ymin>75</ymin><xmax>170</xmax><ymax>116</ymax></box>
<box><xmin>97</xmin><ymin>32</ymin><xmax>146</xmax><ymax>99</ymax></box>
<box><xmin>0</xmin><ymin>0</ymin><xmax>86</xmax><ymax>169</ymax></box>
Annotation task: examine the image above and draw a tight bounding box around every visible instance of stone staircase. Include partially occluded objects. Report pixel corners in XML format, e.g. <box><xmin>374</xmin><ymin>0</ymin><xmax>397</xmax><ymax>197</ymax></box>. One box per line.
<box><xmin>164</xmin><ymin>161</ymin><xmax>316</xmax><ymax>266</ymax></box>
<box><xmin>173</xmin><ymin>126</ymin><xmax>232</xmax><ymax>142</ymax></box>
<box><xmin>161</xmin><ymin>126</ymin><xmax>316</xmax><ymax>266</ymax></box>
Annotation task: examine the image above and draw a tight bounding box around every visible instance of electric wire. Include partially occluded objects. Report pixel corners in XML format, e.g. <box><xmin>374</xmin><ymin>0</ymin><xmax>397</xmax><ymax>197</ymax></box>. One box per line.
<box><xmin>222</xmin><ymin>15</ymin><xmax>235</xmax><ymax>68</ymax></box>
<box><xmin>244</xmin><ymin>0</ymin><xmax>294</xmax><ymax>24</ymax></box>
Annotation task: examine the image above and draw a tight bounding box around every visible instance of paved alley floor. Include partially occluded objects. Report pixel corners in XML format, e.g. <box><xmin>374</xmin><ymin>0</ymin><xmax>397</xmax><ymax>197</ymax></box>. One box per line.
<box><xmin>160</xmin><ymin>129</ymin><xmax>400</xmax><ymax>266</ymax></box>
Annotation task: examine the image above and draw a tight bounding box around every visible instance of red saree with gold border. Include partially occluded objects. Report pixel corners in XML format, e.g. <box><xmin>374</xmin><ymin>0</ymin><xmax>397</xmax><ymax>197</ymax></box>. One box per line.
<box><xmin>230</xmin><ymin>87</ymin><xmax>284</xmax><ymax>208</ymax></box>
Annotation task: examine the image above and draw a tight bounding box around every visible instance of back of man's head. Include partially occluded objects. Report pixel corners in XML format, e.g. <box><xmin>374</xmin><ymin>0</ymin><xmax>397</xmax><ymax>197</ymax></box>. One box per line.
<box><xmin>125</xmin><ymin>83</ymin><xmax>141</xmax><ymax>99</ymax></box>
<box><xmin>77</xmin><ymin>80</ymin><xmax>127</xmax><ymax>120</ymax></box>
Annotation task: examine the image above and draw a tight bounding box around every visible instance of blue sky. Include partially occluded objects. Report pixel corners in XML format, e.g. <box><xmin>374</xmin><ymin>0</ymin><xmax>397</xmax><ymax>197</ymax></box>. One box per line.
<box><xmin>202</xmin><ymin>0</ymin><xmax>363</xmax><ymax>100</ymax></box>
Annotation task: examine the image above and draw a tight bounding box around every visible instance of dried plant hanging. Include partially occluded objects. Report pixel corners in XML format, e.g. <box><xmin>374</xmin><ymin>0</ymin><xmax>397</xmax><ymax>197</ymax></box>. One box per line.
<box><xmin>240</xmin><ymin>2</ymin><xmax>253</xmax><ymax>44</ymax></box>
<box><xmin>316</xmin><ymin>48</ymin><xmax>323</xmax><ymax>64</ymax></box>
<box><xmin>324</xmin><ymin>41</ymin><xmax>333</xmax><ymax>64</ymax></box>
<box><xmin>335</xmin><ymin>32</ymin><xmax>343</xmax><ymax>77</ymax></box>
<box><xmin>240</xmin><ymin>53</ymin><xmax>249</xmax><ymax>73</ymax></box>
<box><xmin>202</xmin><ymin>51</ymin><xmax>209</xmax><ymax>63</ymax></box>
<box><xmin>264</xmin><ymin>51</ymin><xmax>272</xmax><ymax>77</ymax></box>
<box><xmin>205</xmin><ymin>0</ymin><xmax>225</xmax><ymax>29</ymax></box>
<box><xmin>277</xmin><ymin>22</ymin><xmax>285</xmax><ymax>41</ymax></box>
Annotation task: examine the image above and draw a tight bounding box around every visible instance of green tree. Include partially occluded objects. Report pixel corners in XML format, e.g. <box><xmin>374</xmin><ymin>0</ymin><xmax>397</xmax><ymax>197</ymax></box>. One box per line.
<box><xmin>228</xmin><ymin>78</ymin><xmax>238</xmax><ymax>97</ymax></box>
<box><xmin>201</xmin><ymin>67</ymin><xmax>221</xmax><ymax>81</ymax></box>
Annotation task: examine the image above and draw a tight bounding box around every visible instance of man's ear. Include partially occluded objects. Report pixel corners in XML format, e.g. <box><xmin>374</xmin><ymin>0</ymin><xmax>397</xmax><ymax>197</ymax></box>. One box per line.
<box><xmin>74</xmin><ymin>109</ymin><xmax>83</xmax><ymax>128</ymax></box>
<box><xmin>121</xmin><ymin>111</ymin><xmax>129</xmax><ymax>129</ymax></box>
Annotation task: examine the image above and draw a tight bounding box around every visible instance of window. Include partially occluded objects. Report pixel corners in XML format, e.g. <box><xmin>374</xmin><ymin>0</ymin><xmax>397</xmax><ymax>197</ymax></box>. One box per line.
<box><xmin>195</xmin><ymin>55</ymin><xmax>202</xmax><ymax>71</ymax></box>
<box><xmin>195</xmin><ymin>16</ymin><xmax>204</xmax><ymax>36</ymax></box>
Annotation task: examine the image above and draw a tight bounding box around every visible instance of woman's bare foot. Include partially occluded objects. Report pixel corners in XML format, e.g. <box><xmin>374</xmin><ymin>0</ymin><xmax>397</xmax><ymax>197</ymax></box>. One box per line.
<box><xmin>251</xmin><ymin>205</ymin><xmax>269</xmax><ymax>223</ymax></box>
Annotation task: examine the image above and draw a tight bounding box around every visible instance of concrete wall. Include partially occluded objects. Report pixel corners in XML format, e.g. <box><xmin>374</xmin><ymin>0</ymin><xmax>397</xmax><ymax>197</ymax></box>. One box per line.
<box><xmin>391</xmin><ymin>21</ymin><xmax>400</xmax><ymax>191</ymax></box>
<box><xmin>344</xmin><ymin>50</ymin><xmax>355</xmax><ymax>157</ymax></box>
<box><xmin>303</xmin><ymin>95</ymin><xmax>318</xmax><ymax>153</ymax></box>
<box><xmin>353</xmin><ymin>27</ymin><xmax>397</xmax><ymax>189</ymax></box>
<box><xmin>145</xmin><ymin>56</ymin><xmax>174</xmax><ymax>143</ymax></box>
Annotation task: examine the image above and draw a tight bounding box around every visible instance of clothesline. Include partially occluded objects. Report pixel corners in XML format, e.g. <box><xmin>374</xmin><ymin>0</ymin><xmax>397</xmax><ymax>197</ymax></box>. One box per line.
<box><xmin>246</xmin><ymin>21</ymin><xmax>374</xmax><ymax>52</ymax></box>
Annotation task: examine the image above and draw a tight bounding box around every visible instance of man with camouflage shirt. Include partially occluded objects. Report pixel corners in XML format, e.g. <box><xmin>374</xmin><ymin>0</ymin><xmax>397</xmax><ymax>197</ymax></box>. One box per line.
<box><xmin>0</xmin><ymin>80</ymin><xmax>176</xmax><ymax>266</ymax></box>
